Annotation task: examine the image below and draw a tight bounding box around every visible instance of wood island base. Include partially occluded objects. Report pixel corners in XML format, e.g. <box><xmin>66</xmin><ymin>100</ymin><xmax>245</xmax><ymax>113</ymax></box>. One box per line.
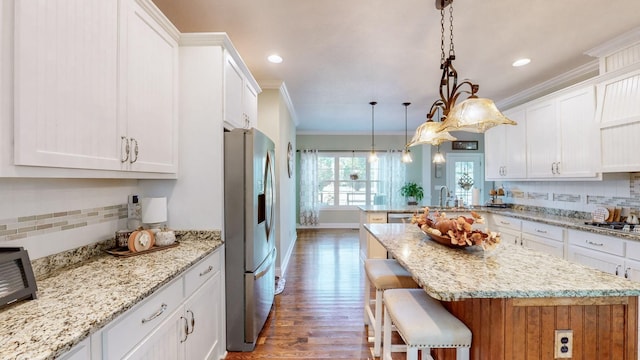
<box><xmin>432</xmin><ymin>296</ymin><xmax>638</xmax><ymax>360</ymax></box>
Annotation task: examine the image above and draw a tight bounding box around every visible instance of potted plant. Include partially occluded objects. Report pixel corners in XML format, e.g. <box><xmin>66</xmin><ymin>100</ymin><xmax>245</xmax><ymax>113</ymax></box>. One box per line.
<box><xmin>400</xmin><ymin>182</ymin><xmax>424</xmax><ymax>206</ymax></box>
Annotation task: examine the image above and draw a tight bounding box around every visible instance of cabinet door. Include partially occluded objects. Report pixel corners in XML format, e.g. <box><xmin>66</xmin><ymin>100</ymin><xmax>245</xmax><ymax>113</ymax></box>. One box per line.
<box><xmin>598</xmin><ymin>69</ymin><xmax>640</xmax><ymax>172</ymax></box>
<box><xmin>14</xmin><ymin>0</ymin><xmax>121</xmax><ymax>170</ymax></box>
<box><xmin>121</xmin><ymin>0</ymin><xmax>178</xmax><ymax>173</ymax></box>
<box><xmin>557</xmin><ymin>86</ymin><xmax>599</xmax><ymax>178</ymax></box>
<box><xmin>224</xmin><ymin>55</ymin><xmax>245</xmax><ymax>129</ymax></box>
<box><xmin>58</xmin><ymin>338</ymin><xmax>91</xmax><ymax>360</ymax></box>
<box><xmin>184</xmin><ymin>272</ymin><xmax>222</xmax><ymax>360</ymax></box>
<box><xmin>367</xmin><ymin>213</ymin><xmax>388</xmax><ymax>259</ymax></box>
<box><xmin>568</xmin><ymin>245</ymin><xmax>623</xmax><ymax>276</ymax></box>
<box><xmin>483</xmin><ymin>125</ymin><xmax>505</xmax><ymax>180</ymax></box>
<box><xmin>526</xmin><ymin>100</ymin><xmax>558</xmax><ymax>178</ymax></box>
<box><xmin>244</xmin><ymin>82</ymin><xmax>259</xmax><ymax>128</ymax></box>
<box><xmin>123</xmin><ymin>306</ymin><xmax>184</xmax><ymax>360</ymax></box>
<box><xmin>522</xmin><ymin>234</ymin><xmax>564</xmax><ymax>258</ymax></box>
<box><xmin>503</xmin><ymin>108</ymin><xmax>527</xmax><ymax>179</ymax></box>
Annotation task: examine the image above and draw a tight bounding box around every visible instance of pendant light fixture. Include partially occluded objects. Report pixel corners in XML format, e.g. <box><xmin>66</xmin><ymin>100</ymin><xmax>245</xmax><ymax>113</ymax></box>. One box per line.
<box><xmin>401</xmin><ymin>102</ymin><xmax>413</xmax><ymax>163</ymax></box>
<box><xmin>410</xmin><ymin>0</ymin><xmax>516</xmax><ymax>144</ymax></box>
<box><xmin>433</xmin><ymin>144</ymin><xmax>445</xmax><ymax>164</ymax></box>
<box><xmin>368</xmin><ymin>101</ymin><xmax>378</xmax><ymax>163</ymax></box>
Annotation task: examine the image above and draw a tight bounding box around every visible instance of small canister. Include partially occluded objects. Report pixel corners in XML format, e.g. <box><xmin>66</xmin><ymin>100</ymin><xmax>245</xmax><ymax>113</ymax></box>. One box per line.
<box><xmin>115</xmin><ymin>230</ymin><xmax>133</xmax><ymax>248</ymax></box>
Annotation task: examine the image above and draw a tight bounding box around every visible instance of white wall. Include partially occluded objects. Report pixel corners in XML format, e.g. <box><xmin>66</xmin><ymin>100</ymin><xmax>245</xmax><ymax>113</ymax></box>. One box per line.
<box><xmin>257</xmin><ymin>84</ymin><xmax>297</xmax><ymax>278</ymax></box>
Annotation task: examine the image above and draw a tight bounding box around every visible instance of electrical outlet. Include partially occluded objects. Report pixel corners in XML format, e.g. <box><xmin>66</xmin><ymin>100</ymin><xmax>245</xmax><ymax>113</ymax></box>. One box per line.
<box><xmin>554</xmin><ymin>329</ymin><xmax>573</xmax><ymax>358</ymax></box>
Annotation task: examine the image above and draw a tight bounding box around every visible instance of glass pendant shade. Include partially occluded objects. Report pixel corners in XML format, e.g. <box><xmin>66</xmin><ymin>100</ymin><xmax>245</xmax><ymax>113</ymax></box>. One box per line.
<box><xmin>368</xmin><ymin>151</ymin><xmax>378</xmax><ymax>163</ymax></box>
<box><xmin>439</xmin><ymin>98</ymin><xmax>517</xmax><ymax>133</ymax></box>
<box><xmin>401</xmin><ymin>149</ymin><xmax>413</xmax><ymax>163</ymax></box>
<box><xmin>408</xmin><ymin>121</ymin><xmax>457</xmax><ymax>147</ymax></box>
<box><xmin>433</xmin><ymin>151</ymin><xmax>446</xmax><ymax>164</ymax></box>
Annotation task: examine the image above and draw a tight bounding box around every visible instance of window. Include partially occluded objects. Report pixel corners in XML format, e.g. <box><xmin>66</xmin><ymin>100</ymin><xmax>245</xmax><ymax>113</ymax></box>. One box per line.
<box><xmin>317</xmin><ymin>152</ymin><xmax>380</xmax><ymax>207</ymax></box>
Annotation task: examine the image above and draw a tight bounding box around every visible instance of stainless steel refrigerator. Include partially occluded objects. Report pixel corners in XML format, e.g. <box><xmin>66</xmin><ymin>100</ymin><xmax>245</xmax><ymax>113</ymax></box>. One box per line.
<box><xmin>224</xmin><ymin>128</ymin><xmax>277</xmax><ymax>352</ymax></box>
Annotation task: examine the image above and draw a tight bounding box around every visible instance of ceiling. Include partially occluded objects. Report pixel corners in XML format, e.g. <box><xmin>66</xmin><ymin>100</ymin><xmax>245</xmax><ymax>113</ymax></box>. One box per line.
<box><xmin>152</xmin><ymin>0</ymin><xmax>640</xmax><ymax>134</ymax></box>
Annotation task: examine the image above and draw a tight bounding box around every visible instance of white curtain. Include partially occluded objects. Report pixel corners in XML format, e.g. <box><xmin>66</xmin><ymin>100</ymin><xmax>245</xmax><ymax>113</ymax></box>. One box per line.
<box><xmin>378</xmin><ymin>150</ymin><xmax>406</xmax><ymax>208</ymax></box>
<box><xmin>299</xmin><ymin>149</ymin><xmax>319</xmax><ymax>226</ymax></box>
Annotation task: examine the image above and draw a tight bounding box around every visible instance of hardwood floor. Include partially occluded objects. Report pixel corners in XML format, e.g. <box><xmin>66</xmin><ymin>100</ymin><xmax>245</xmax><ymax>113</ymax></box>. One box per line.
<box><xmin>225</xmin><ymin>229</ymin><xmax>385</xmax><ymax>359</ymax></box>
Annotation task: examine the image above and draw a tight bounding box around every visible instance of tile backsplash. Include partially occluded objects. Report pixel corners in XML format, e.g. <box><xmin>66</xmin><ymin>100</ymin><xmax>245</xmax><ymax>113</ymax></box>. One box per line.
<box><xmin>0</xmin><ymin>204</ymin><xmax>127</xmax><ymax>242</ymax></box>
<box><xmin>499</xmin><ymin>173</ymin><xmax>640</xmax><ymax>214</ymax></box>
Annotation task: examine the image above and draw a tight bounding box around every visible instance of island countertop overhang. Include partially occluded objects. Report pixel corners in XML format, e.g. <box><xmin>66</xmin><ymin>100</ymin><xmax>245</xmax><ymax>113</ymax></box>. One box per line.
<box><xmin>365</xmin><ymin>223</ymin><xmax>640</xmax><ymax>302</ymax></box>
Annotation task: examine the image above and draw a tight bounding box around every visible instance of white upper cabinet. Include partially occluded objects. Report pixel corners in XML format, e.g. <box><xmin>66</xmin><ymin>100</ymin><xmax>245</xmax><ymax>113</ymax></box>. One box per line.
<box><xmin>526</xmin><ymin>100</ymin><xmax>558</xmax><ymax>178</ymax></box>
<box><xmin>13</xmin><ymin>0</ymin><xmax>121</xmax><ymax>171</ymax></box>
<box><xmin>485</xmin><ymin>107</ymin><xmax>526</xmax><ymax>180</ymax></box>
<box><xmin>120</xmin><ymin>0</ymin><xmax>178</xmax><ymax>173</ymax></box>
<box><xmin>519</xmin><ymin>85</ymin><xmax>599</xmax><ymax>180</ymax></box>
<box><xmin>556</xmin><ymin>86</ymin><xmax>599</xmax><ymax>177</ymax></box>
<box><xmin>12</xmin><ymin>0</ymin><xmax>178</xmax><ymax>176</ymax></box>
<box><xmin>224</xmin><ymin>53</ymin><xmax>259</xmax><ymax>129</ymax></box>
<box><xmin>598</xmin><ymin>68</ymin><xmax>640</xmax><ymax>172</ymax></box>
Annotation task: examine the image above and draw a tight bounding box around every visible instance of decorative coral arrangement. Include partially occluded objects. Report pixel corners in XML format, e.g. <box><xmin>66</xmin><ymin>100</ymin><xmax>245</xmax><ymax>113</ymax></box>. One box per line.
<box><xmin>411</xmin><ymin>207</ymin><xmax>501</xmax><ymax>250</ymax></box>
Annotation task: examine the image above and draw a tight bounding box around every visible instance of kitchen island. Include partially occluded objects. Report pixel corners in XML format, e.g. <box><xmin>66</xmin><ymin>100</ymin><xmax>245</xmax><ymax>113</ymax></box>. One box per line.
<box><xmin>366</xmin><ymin>223</ymin><xmax>640</xmax><ymax>360</ymax></box>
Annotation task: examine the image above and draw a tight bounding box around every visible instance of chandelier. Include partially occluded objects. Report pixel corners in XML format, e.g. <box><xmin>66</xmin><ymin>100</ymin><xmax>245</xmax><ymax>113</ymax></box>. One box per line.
<box><xmin>409</xmin><ymin>0</ymin><xmax>516</xmax><ymax>146</ymax></box>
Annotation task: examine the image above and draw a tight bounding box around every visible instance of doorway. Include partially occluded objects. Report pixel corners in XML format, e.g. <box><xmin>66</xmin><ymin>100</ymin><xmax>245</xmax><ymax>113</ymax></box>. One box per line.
<box><xmin>445</xmin><ymin>153</ymin><xmax>484</xmax><ymax>206</ymax></box>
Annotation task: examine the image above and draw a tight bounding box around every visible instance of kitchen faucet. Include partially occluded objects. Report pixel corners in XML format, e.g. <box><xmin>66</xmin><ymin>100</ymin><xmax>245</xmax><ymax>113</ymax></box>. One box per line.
<box><xmin>438</xmin><ymin>186</ymin><xmax>450</xmax><ymax>208</ymax></box>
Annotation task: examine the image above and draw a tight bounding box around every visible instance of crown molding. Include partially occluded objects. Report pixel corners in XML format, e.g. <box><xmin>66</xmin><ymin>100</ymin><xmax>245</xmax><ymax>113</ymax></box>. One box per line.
<box><xmin>260</xmin><ymin>80</ymin><xmax>299</xmax><ymax>126</ymax></box>
<box><xmin>585</xmin><ymin>26</ymin><xmax>640</xmax><ymax>58</ymax></box>
<box><xmin>496</xmin><ymin>60</ymin><xmax>599</xmax><ymax>110</ymax></box>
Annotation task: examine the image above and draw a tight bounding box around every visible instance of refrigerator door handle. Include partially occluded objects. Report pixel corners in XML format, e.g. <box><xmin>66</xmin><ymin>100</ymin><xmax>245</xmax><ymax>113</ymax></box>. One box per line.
<box><xmin>253</xmin><ymin>249</ymin><xmax>277</xmax><ymax>280</ymax></box>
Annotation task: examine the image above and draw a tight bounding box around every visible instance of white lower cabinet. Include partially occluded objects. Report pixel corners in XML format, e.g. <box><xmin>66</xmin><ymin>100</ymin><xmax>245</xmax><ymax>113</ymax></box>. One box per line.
<box><xmin>359</xmin><ymin>211</ymin><xmax>388</xmax><ymax>260</ymax></box>
<box><xmin>58</xmin><ymin>338</ymin><xmax>91</xmax><ymax>360</ymax></box>
<box><xmin>491</xmin><ymin>214</ymin><xmax>522</xmax><ymax>246</ymax></box>
<box><xmin>88</xmin><ymin>248</ymin><xmax>224</xmax><ymax>360</ymax></box>
<box><xmin>567</xmin><ymin>229</ymin><xmax>626</xmax><ymax>277</ymax></box>
<box><xmin>521</xmin><ymin>220</ymin><xmax>564</xmax><ymax>258</ymax></box>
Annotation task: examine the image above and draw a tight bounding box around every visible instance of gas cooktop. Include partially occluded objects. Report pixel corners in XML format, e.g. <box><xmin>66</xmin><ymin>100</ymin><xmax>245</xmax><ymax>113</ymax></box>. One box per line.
<box><xmin>584</xmin><ymin>221</ymin><xmax>637</xmax><ymax>231</ymax></box>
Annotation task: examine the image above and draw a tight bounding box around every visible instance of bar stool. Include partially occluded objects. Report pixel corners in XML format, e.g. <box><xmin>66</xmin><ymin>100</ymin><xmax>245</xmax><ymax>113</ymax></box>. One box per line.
<box><xmin>383</xmin><ymin>288</ymin><xmax>472</xmax><ymax>360</ymax></box>
<box><xmin>364</xmin><ymin>259</ymin><xmax>419</xmax><ymax>357</ymax></box>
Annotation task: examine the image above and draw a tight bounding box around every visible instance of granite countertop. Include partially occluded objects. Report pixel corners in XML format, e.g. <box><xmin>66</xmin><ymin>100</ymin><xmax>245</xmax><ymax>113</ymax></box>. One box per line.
<box><xmin>365</xmin><ymin>223</ymin><xmax>640</xmax><ymax>302</ymax></box>
<box><xmin>360</xmin><ymin>205</ymin><xmax>640</xmax><ymax>242</ymax></box>
<box><xmin>0</xmin><ymin>232</ymin><xmax>222</xmax><ymax>360</ymax></box>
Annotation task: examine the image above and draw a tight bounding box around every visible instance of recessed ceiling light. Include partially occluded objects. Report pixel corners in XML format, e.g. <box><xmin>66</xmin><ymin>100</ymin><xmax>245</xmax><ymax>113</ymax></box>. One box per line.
<box><xmin>512</xmin><ymin>58</ymin><xmax>531</xmax><ymax>67</ymax></box>
<box><xmin>268</xmin><ymin>54</ymin><xmax>283</xmax><ymax>64</ymax></box>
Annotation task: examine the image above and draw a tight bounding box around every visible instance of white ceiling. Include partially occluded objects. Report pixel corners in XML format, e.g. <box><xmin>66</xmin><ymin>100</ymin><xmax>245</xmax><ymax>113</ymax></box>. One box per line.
<box><xmin>152</xmin><ymin>0</ymin><xmax>640</xmax><ymax>134</ymax></box>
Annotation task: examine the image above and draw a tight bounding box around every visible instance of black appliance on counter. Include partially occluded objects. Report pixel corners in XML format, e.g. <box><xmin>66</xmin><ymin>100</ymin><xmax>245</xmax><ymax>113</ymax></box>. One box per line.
<box><xmin>0</xmin><ymin>247</ymin><xmax>37</xmax><ymax>309</ymax></box>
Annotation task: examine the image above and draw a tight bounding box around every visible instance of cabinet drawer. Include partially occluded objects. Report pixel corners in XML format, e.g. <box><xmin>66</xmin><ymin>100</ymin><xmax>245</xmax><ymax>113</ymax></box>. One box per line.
<box><xmin>567</xmin><ymin>229</ymin><xmax>624</xmax><ymax>256</ymax></box>
<box><xmin>367</xmin><ymin>213</ymin><xmax>387</xmax><ymax>223</ymax></box>
<box><xmin>521</xmin><ymin>220</ymin><xmax>563</xmax><ymax>241</ymax></box>
<box><xmin>102</xmin><ymin>278</ymin><xmax>183</xmax><ymax>360</ymax></box>
<box><xmin>492</xmin><ymin>215</ymin><xmax>521</xmax><ymax>231</ymax></box>
<box><xmin>185</xmin><ymin>249</ymin><xmax>222</xmax><ymax>296</ymax></box>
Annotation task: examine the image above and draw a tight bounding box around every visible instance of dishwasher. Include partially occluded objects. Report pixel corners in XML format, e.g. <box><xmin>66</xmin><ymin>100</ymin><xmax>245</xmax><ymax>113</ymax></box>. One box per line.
<box><xmin>387</xmin><ymin>213</ymin><xmax>414</xmax><ymax>223</ymax></box>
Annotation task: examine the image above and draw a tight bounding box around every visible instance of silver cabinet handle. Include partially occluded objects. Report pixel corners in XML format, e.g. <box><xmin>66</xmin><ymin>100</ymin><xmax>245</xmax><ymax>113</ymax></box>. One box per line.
<box><xmin>556</xmin><ymin>162</ymin><xmax>561</xmax><ymax>174</ymax></box>
<box><xmin>616</xmin><ymin>264</ymin><xmax>621</xmax><ymax>276</ymax></box>
<box><xmin>130</xmin><ymin>138</ymin><xmax>139</xmax><ymax>164</ymax></box>
<box><xmin>625</xmin><ymin>267</ymin><xmax>630</xmax><ymax>279</ymax></box>
<box><xmin>180</xmin><ymin>316</ymin><xmax>189</xmax><ymax>343</ymax></box>
<box><xmin>535</xmin><ymin>229</ymin><xmax>548</xmax><ymax>234</ymax></box>
<box><xmin>141</xmin><ymin>303</ymin><xmax>167</xmax><ymax>324</ymax></box>
<box><xmin>499</xmin><ymin>220</ymin><xmax>510</xmax><ymax>225</ymax></box>
<box><xmin>586</xmin><ymin>240</ymin><xmax>604</xmax><ymax>247</ymax></box>
<box><xmin>186</xmin><ymin>310</ymin><xmax>195</xmax><ymax>334</ymax></box>
<box><xmin>120</xmin><ymin>136</ymin><xmax>130</xmax><ymax>163</ymax></box>
<box><xmin>199</xmin><ymin>265</ymin><xmax>213</xmax><ymax>277</ymax></box>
